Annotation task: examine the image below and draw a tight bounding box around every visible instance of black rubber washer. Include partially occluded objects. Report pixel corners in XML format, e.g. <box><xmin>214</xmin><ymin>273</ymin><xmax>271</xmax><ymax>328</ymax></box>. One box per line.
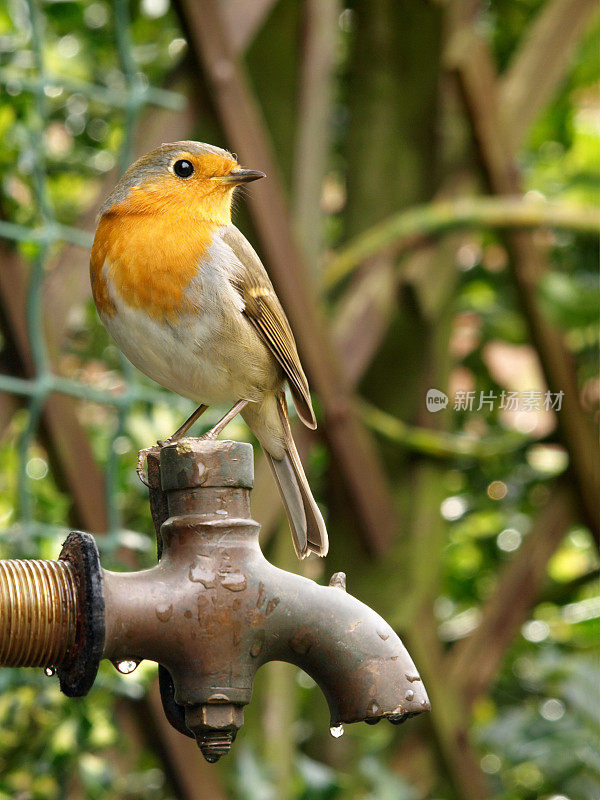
<box><xmin>57</xmin><ymin>531</ymin><xmax>105</xmax><ymax>697</ymax></box>
<box><xmin>158</xmin><ymin>664</ymin><xmax>194</xmax><ymax>738</ymax></box>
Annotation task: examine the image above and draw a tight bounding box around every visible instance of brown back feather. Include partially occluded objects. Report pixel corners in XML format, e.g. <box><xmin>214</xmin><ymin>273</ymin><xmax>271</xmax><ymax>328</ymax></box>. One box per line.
<box><xmin>222</xmin><ymin>226</ymin><xmax>316</xmax><ymax>429</ymax></box>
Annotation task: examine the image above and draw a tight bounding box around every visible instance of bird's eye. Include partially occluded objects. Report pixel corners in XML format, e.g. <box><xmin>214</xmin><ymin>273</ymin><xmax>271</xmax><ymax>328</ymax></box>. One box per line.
<box><xmin>173</xmin><ymin>159</ymin><xmax>194</xmax><ymax>178</ymax></box>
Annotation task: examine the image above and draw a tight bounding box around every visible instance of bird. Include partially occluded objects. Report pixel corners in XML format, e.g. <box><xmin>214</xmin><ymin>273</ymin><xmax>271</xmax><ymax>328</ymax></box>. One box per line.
<box><xmin>90</xmin><ymin>141</ymin><xmax>328</xmax><ymax>559</ymax></box>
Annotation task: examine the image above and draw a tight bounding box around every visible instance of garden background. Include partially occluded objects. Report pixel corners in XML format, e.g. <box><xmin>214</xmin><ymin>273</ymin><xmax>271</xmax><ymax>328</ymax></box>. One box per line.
<box><xmin>0</xmin><ymin>0</ymin><xmax>598</xmax><ymax>798</ymax></box>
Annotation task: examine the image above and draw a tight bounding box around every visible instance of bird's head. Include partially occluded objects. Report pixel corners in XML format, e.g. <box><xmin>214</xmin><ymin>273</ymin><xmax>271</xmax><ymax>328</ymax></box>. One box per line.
<box><xmin>98</xmin><ymin>141</ymin><xmax>265</xmax><ymax>224</ymax></box>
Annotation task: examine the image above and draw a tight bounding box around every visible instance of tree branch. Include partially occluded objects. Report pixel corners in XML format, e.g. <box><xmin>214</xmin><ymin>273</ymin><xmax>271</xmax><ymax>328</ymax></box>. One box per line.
<box><xmin>42</xmin><ymin>70</ymin><xmax>199</xmax><ymax>363</ymax></box>
<box><xmin>137</xmin><ymin>680</ymin><xmax>227</xmax><ymax>800</ymax></box>
<box><xmin>404</xmin><ymin>605</ymin><xmax>491</xmax><ymax>800</ymax></box>
<box><xmin>324</xmin><ymin>0</ymin><xmax>596</xmax><ymax>406</ymax></box>
<box><xmin>448</xmin><ymin>481</ymin><xmax>575</xmax><ymax>704</ymax></box>
<box><xmin>222</xmin><ymin>0</ymin><xmax>279</xmax><ymax>55</ymax></box>
<box><xmin>175</xmin><ymin>0</ymin><xmax>398</xmax><ymax>554</ymax></box>
<box><xmin>360</xmin><ymin>399</ymin><xmax>529</xmax><ymax>460</ymax></box>
<box><xmin>500</xmin><ymin>0</ymin><xmax>598</xmax><ymax>153</ymax></box>
<box><xmin>447</xmin><ymin>26</ymin><xmax>600</xmax><ymax>544</ymax></box>
<box><xmin>292</xmin><ymin>0</ymin><xmax>340</xmax><ymax>272</ymax></box>
<box><xmin>0</xmin><ymin>248</ymin><xmax>109</xmax><ymax>533</ymax></box>
<box><xmin>323</xmin><ymin>196</ymin><xmax>600</xmax><ymax>288</ymax></box>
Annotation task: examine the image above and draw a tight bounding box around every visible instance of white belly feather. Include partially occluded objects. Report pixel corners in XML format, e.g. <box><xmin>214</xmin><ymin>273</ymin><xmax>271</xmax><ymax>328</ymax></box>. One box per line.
<box><xmin>100</xmin><ymin>234</ymin><xmax>279</xmax><ymax>405</ymax></box>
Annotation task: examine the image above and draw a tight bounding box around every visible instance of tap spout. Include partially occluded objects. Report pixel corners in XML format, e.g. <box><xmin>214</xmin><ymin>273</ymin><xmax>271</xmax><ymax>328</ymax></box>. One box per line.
<box><xmin>0</xmin><ymin>438</ymin><xmax>429</xmax><ymax>764</ymax></box>
<box><xmin>101</xmin><ymin>439</ymin><xmax>429</xmax><ymax>740</ymax></box>
<box><xmin>102</xmin><ymin>515</ymin><xmax>428</xmax><ymax>727</ymax></box>
<box><xmin>234</xmin><ymin>555</ymin><xmax>430</xmax><ymax>726</ymax></box>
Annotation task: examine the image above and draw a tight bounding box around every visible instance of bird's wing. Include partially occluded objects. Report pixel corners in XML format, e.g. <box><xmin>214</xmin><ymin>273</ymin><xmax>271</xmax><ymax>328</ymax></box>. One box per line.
<box><xmin>221</xmin><ymin>225</ymin><xmax>316</xmax><ymax>430</ymax></box>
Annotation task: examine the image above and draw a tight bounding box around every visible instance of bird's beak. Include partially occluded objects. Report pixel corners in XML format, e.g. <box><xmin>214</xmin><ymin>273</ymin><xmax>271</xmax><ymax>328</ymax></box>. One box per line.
<box><xmin>215</xmin><ymin>168</ymin><xmax>266</xmax><ymax>184</ymax></box>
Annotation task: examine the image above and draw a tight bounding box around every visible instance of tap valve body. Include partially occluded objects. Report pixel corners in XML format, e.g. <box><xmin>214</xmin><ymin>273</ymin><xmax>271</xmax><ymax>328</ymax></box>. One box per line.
<box><xmin>0</xmin><ymin>439</ymin><xmax>429</xmax><ymax>761</ymax></box>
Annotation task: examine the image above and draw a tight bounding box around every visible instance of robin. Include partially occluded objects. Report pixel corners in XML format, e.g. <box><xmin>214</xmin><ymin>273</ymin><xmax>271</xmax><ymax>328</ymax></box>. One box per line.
<box><xmin>90</xmin><ymin>141</ymin><xmax>327</xmax><ymax>559</ymax></box>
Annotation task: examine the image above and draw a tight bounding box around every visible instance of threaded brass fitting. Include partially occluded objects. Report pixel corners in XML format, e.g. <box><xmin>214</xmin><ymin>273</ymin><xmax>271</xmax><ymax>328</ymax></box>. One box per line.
<box><xmin>199</xmin><ymin>730</ymin><xmax>235</xmax><ymax>763</ymax></box>
<box><xmin>0</xmin><ymin>559</ymin><xmax>79</xmax><ymax>668</ymax></box>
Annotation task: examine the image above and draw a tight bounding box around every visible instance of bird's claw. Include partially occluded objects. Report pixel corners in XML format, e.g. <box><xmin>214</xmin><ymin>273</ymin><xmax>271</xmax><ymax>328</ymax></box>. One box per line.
<box><xmin>136</xmin><ymin>444</ymin><xmax>162</xmax><ymax>487</ymax></box>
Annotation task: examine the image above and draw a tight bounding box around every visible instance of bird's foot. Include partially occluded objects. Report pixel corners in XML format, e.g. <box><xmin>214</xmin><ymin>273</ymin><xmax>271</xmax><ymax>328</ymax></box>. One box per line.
<box><xmin>136</xmin><ymin>443</ymin><xmax>162</xmax><ymax>487</ymax></box>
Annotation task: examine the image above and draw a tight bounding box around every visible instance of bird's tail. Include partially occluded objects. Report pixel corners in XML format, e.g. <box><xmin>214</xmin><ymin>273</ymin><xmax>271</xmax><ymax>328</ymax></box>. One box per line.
<box><xmin>270</xmin><ymin>393</ymin><xmax>328</xmax><ymax>558</ymax></box>
<box><xmin>246</xmin><ymin>393</ymin><xmax>328</xmax><ymax>559</ymax></box>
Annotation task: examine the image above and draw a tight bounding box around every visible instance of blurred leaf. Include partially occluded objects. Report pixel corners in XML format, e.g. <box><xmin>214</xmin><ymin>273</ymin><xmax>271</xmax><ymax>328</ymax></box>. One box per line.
<box><xmin>538</xmin><ymin>270</ymin><xmax>600</xmax><ymax>329</ymax></box>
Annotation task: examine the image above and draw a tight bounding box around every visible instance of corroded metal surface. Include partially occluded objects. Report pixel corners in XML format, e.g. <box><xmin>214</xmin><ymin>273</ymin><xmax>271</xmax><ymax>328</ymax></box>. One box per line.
<box><xmin>0</xmin><ymin>438</ymin><xmax>429</xmax><ymax>762</ymax></box>
<box><xmin>102</xmin><ymin>439</ymin><xmax>429</xmax><ymax>758</ymax></box>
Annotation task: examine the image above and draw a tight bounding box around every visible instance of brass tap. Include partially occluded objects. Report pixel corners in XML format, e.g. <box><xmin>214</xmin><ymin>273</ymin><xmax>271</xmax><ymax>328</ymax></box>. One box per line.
<box><xmin>0</xmin><ymin>439</ymin><xmax>429</xmax><ymax>761</ymax></box>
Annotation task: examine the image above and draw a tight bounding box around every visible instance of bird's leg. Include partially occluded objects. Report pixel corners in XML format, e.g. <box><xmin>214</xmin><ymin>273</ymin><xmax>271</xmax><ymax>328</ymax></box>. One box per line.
<box><xmin>166</xmin><ymin>404</ymin><xmax>209</xmax><ymax>442</ymax></box>
<box><xmin>136</xmin><ymin>404</ymin><xmax>209</xmax><ymax>486</ymax></box>
<box><xmin>201</xmin><ymin>399</ymin><xmax>249</xmax><ymax>441</ymax></box>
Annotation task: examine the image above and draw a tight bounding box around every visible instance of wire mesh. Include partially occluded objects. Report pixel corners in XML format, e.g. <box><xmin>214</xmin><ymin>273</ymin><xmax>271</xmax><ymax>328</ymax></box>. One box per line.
<box><xmin>0</xmin><ymin>0</ymin><xmax>188</xmax><ymax>551</ymax></box>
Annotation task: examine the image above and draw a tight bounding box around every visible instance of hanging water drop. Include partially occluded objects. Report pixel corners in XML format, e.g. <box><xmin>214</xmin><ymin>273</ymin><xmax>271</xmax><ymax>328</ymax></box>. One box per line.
<box><xmin>329</xmin><ymin>724</ymin><xmax>344</xmax><ymax>738</ymax></box>
<box><xmin>115</xmin><ymin>659</ymin><xmax>140</xmax><ymax>674</ymax></box>
<box><xmin>44</xmin><ymin>666</ymin><xmax>55</xmax><ymax>677</ymax></box>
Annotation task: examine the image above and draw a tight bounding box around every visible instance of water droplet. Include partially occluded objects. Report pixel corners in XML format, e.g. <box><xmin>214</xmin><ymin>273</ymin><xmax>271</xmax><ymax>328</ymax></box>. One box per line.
<box><xmin>189</xmin><ymin>560</ymin><xmax>216</xmax><ymax>587</ymax></box>
<box><xmin>389</xmin><ymin>706</ymin><xmax>407</xmax><ymax>725</ymax></box>
<box><xmin>329</xmin><ymin>571</ymin><xmax>346</xmax><ymax>590</ymax></box>
<box><xmin>367</xmin><ymin>699</ymin><xmax>381</xmax><ymax>716</ymax></box>
<box><xmin>155</xmin><ymin>603</ymin><xmax>173</xmax><ymax>622</ymax></box>
<box><xmin>405</xmin><ymin>689</ymin><xmax>415</xmax><ymax>701</ymax></box>
<box><xmin>44</xmin><ymin>666</ymin><xmax>55</xmax><ymax>677</ymax></box>
<box><xmin>221</xmin><ymin>572</ymin><xmax>247</xmax><ymax>592</ymax></box>
<box><xmin>329</xmin><ymin>724</ymin><xmax>344</xmax><ymax>738</ymax></box>
<box><xmin>115</xmin><ymin>659</ymin><xmax>140</xmax><ymax>674</ymax></box>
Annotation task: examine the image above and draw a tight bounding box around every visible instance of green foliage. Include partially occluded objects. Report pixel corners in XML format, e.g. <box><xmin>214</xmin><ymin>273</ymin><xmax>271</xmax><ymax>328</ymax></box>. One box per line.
<box><xmin>478</xmin><ymin>649</ymin><xmax>600</xmax><ymax>799</ymax></box>
<box><xmin>228</xmin><ymin>740</ymin><xmax>419</xmax><ymax>800</ymax></box>
<box><xmin>0</xmin><ymin>664</ymin><xmax>172</xmax><ymax>800</ymax></box>
<box><xmin>0</xmin><ymin>0</ymin><xmax>598</xmax><ymax>798</ymax></box>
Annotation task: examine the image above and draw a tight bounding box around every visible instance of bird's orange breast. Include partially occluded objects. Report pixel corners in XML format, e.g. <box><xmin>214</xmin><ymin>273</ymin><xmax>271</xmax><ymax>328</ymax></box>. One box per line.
<box><xmin>91</xmin><ymin>210</ymin><xmax>217</xmax><ymax>322</ymax></box>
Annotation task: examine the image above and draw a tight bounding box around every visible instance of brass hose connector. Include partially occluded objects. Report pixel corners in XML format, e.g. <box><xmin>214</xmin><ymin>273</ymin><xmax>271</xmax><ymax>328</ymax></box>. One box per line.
<box><xmin>0</xmin><ymin>559</ymin><xmax>79</xmax><ymax>668</ymax></box>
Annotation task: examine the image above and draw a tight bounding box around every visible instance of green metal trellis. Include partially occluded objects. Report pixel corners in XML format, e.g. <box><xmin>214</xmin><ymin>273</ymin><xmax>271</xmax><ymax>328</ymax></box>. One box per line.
<box><xmin>0</xmin><ymin>0</ymin><xmax>187</xmax><ymax>547</ymax></box>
